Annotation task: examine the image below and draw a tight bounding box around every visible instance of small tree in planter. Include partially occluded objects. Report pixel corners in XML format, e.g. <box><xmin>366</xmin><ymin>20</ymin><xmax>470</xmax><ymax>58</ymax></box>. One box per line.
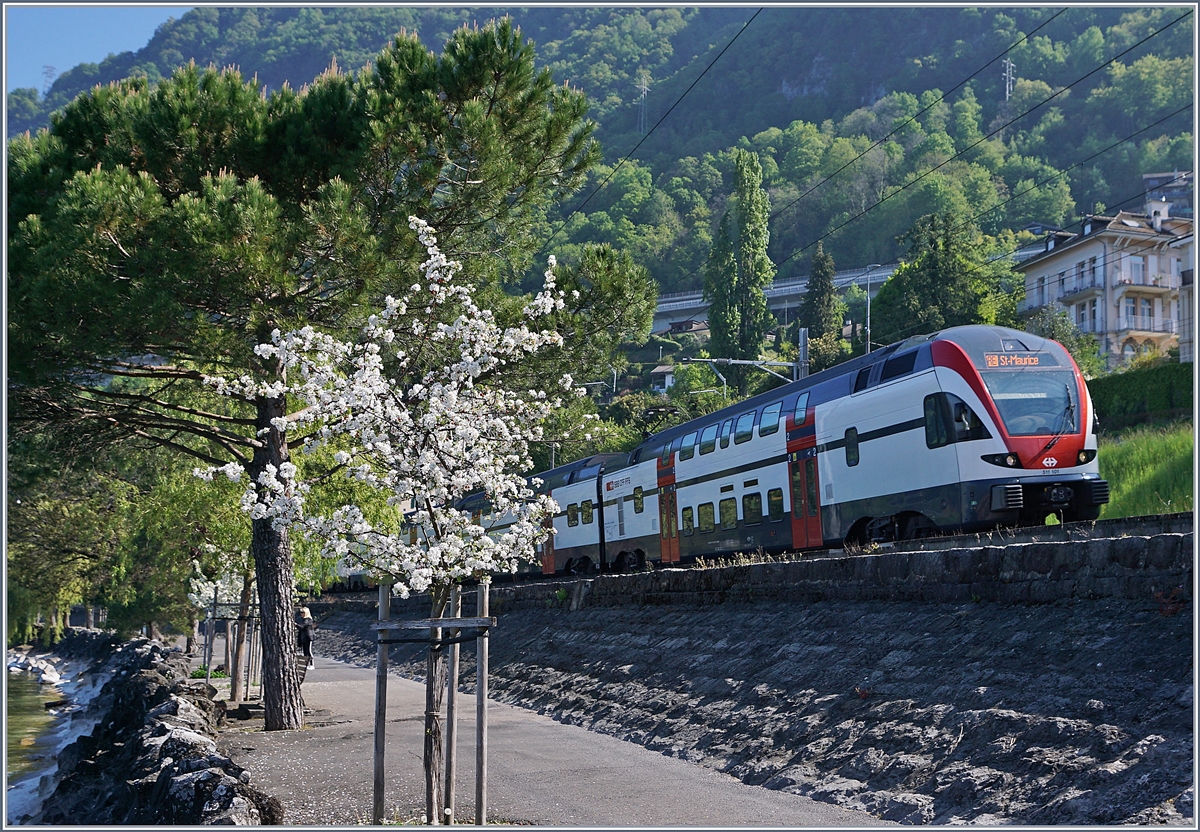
<box><xmin>200</xmin><ymin>218</ymin><xmax>580</xmax><ymax>819</ymax></box>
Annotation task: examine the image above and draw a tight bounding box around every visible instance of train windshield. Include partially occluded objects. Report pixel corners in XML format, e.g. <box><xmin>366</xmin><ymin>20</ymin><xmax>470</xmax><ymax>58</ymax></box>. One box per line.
<box><xmin>980</xmin><ymin>370</ymin><xmax>1079</xmax><ymax>436</ymax></box>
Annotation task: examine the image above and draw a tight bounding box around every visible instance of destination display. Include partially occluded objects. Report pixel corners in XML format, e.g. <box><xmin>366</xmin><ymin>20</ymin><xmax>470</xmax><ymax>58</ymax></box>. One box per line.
<box><xmin>983</xmin><ymin>351</ymin><xmax>1057</xmax><ymax>368</ymax></box>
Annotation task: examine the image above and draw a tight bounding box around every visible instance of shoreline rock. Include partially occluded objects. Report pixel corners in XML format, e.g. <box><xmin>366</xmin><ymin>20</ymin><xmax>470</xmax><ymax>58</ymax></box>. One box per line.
<box><xmin>8</xmin><ymin>630</ymin><xmax>282</xmax><ymax>826</ymax></box>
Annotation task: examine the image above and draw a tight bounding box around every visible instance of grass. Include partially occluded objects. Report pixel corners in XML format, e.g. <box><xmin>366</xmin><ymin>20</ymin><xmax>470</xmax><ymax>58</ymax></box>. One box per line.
<box><xmin>1098</xmin><ymin>420</ymin><xmax>1194</xmax><ymax>519</ymax></box>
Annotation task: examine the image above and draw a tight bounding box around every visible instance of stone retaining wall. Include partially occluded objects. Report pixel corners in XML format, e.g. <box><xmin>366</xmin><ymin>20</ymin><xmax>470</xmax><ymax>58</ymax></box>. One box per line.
<box><xmin>308</xmin><ymin>531</ymin><xmax>1192</xmax><ymax>621</ymax></box>
<box><xmin>486</xmin><ymin>532</ymin><xmax>1193</xmax><ymax>613</ymax></box>
<box><xmin>26</xmin><ymin>633</ymin><xmax>282</xmax><ymax>826</ymax></box>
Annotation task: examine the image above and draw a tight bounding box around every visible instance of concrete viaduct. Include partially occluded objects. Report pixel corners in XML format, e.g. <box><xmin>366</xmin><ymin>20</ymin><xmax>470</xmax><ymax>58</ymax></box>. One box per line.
<box><xmin>652</xmin><ymin>263</ymin><xmax>897</xmax><ymax>332</ymax></box>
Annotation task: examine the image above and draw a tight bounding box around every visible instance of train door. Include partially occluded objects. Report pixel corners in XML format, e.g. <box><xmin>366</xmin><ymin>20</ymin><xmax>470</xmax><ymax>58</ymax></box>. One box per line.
<box><xmin>657</xmin><ymin>441</ymin><xmax>680</xmax><ymax>563</ymax></box>
<box><xmin>789</xmin><ymin>451</ymin><xmax>822</xmax><ymax>549</ymax></box>
<box><xmin>659</xmin><ymin>485</ymin><xmax>680</xmax><ymax>563</ymax></box>
<box><xmin>787</xmin><ymin>391</ymin><xmax>822</xmax><ymax>549</ymax></box>
<box><xmin>540</xmin><ymin>515</ymin><xmax>556</xmax><ymax>575</ymax></box>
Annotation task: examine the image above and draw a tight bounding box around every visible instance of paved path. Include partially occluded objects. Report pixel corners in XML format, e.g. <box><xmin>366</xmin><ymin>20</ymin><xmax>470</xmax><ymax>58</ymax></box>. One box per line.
<box><xmin>220</xmin><ymin>655</ymin><xmax>892</xmax><ymax>827</ymax></box>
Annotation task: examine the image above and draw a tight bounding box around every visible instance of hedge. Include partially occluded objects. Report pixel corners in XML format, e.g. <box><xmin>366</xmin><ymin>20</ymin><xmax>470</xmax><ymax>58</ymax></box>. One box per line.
<box><xmin>1087</xmin><ymin>362</ymin><xmax>1194</xmax><ymax>425</ymax></box>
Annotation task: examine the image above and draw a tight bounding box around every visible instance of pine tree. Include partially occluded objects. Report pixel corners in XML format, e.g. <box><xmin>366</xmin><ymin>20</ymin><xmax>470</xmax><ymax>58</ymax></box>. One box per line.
<box><xmin>8</xmin><ymin>20</ymin><xmax>598</xmax><ymax>730</ymax></box>
<box><xmin>798</xmin><ymin>242</ymin><xmax>843</xmax><ymax>340</ymax></box>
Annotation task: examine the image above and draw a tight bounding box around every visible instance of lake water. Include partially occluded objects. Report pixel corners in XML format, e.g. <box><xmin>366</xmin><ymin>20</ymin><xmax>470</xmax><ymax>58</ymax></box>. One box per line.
<box><xmin>6</xmin><ymin>673</ymin><xmax>58</xmax><ymax>783</ymax></box>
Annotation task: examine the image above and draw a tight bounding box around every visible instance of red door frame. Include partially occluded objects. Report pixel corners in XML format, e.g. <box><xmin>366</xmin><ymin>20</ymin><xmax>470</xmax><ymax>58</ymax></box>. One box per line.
<box><xmin>541</xmin><ymin>515</ymin><xmax>556</xmax><ymax>575</ymax></box>
<box><xmin>787</xmin><ymin>405</ymin><xmax>821</xmax><ymax>550</ymax></box>
<box><xmin>657</xmin><ymin>451</ymin><xmax>680</xmax><ymax>563</ymax></box>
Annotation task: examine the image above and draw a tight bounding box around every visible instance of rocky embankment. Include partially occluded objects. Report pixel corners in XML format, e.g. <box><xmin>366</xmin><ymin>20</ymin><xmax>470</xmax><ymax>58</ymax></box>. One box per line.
<box><xmin>313</xmin><ymin>535</ymin><xmax>1193</xmax><ymax>825</ymax></box>
<box><xmin>7</xmin><ymin>630</ymin><xmax>281</xmax><ymax>825</ymax></box>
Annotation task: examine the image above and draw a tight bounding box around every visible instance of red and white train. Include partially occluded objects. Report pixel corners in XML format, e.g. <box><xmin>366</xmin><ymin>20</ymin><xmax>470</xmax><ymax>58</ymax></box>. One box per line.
<box><xmin>462</xmin><ymin>325</ymin><xmax>1110</xmax><ymax>576</ymax></box>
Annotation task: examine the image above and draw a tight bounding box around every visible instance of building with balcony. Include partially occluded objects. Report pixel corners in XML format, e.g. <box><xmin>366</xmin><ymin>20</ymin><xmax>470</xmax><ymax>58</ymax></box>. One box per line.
<box><xmin>1017</xmin><ymin>198</ymin><xmax>1194</xmax><ymax>368</ymax></box>
<box><xmin>1143</xmin><ymin>171</ymin><xmax>1193</xmax><ymax>220</ymax></box>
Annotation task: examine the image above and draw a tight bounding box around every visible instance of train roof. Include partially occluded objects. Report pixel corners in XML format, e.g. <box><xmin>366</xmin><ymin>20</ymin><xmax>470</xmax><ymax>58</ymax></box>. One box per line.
<box><xmin>629</xmin><ymin>325</ymin><xmax>1071</xmax><ymax>456</ymax></box>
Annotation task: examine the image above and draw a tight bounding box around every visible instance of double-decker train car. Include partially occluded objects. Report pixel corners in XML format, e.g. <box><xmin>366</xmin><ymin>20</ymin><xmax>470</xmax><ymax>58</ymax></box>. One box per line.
<box><xmin>464</xmin><ymin>325</ymin><xmax>1109</xmax><ymax>576</ymax></box>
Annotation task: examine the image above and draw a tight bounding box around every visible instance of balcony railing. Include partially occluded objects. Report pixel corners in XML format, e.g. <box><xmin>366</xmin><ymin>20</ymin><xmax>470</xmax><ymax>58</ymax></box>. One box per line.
<box><xmin>1116</xmin><ymin>316</ymin><xmax>1177</xmax><ymax>334</ymax></box>
<box><xmin>1114</xmin><ymin>274</ymin><xmax>1180</xmax><ymax>290</ymax></box>
<box><xmin>1059</xmin><ymin>274</ymin><xmax>1105</xmax><ymax>296</ymax></box>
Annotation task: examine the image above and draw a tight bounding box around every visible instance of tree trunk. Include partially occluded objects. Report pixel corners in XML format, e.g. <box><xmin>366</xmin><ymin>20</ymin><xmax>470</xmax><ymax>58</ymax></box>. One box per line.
<box><xmin>424</xmin><ymin>585</ymin><xmax>451</xmax><ymax>823</ymax></box>
<box><xmin>187</xmin><ymin>617</ymin><xmax>198</xmax><ymax>654</ymax></box>
<box><xmin>230</xmin><ymin>571</ymin><xmax>254</xmax><ymax>704</ymax></box>
<box><xmin>250</xmin><ymin>391</ymin><xmax>302</xmax><ymax>731</ymax></box>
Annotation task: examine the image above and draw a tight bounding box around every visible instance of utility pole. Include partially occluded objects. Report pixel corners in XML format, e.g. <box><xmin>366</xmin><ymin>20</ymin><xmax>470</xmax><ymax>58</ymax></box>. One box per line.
<box><xmin>1001</xmin><ymin>58</ymin><xmax>1015</xmax><ymax>101</ymax></box>
<box><xmin>863</xmin><ymin>264</ymin><xmax>882</xmax><ymax>354</ymax></box>
<box><xmin>636</xmin><ymin>72</ymin><xmax>651</xmax><ymax>134</ymax></box>
<box><xmin>796</xmin><ymin>327</ymin><xmax>808</xmax><ymax>380</ymax></box>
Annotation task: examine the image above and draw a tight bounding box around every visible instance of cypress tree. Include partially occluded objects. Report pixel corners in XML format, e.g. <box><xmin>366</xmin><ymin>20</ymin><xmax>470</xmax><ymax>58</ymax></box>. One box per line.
<box><xmin>703</xmin><ymin>148</ymin><xmax>775</xmax><ymax>395</ymax></box>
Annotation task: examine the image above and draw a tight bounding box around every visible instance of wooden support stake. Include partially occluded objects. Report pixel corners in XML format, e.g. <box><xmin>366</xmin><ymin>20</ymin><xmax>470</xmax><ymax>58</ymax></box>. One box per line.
<box><xmin>445</xmin><ymin>585</ymin><xmax>461</xmax><ymax>824</ymax></box>
<box><xmin>475</xmin><ymin>579</ymin><xmax>490</xmax><ymax>826</ymax></box>
<box><xmin>373</xmin><ymin>583</ymin><xmax>391</xmax><ymax>825</ymax></box>
<box><xmin>205</xmin><ymin>588</ymin><xmax>217</xmax><ymax>687</ymax></box>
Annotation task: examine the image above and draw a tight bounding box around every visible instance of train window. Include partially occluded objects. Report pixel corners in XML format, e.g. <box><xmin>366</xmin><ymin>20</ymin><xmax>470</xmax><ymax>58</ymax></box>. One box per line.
<box><xmin>793</xmin><ymin>392</ymin><xmax>810</xmax><ymax>426</ymax></box>
<box><xmin>681</xmin><ymin>507</ymin><xmax>694</xmax><ymax>536</ymax></box>
<box><xmin>791</xmin><ymin>463</ymin><xmax>805</xmax><ymax>516</ymax></box>
<box><xmin>633</xmin><ymin>486</ymin><xmax>645</xmax><ymax>514</ymax></box>
<box><xmin>880</xmin><ymin>351</ymin><xmax>917</xmax><ymax>382</ymax></box>
<box><xmin>925</xmin><ymin>393</ymin><xmax>990</xmax><ymax>447</ymax></box>
<box><xmin>660</xmin><ymin>443</ymin><xmax>673</xmax><ymax>465</ymax></box>
<box><xmin>845</xmin><ymin>427</ymin><xmax>859</xmax><ymax>467</ymax></box>
<box><xmin>924</xmin><ymin>394</ymin><xmax>951</xmax><ymax>449</ymax></box>
<box><xmin>720</xmin><ymin>419</ymin><xmax>733</xmax><ymax>449</ymax></box>
<box><xmin>699</xmin><ymin>424</ymin><xmax>718</xmax><ymax>455</ymax></box>
<box><xmin>742</xmin><ymin>493</ymin><xmax>763</xmax><ymax>525</ymax></box>
<box><xmin>734</xmin><ymin>412</ymin><xmax>755</xmax><ymax>444</ymax></box>
<box><xmin>679</xmin><ymin>431</ymin><xmax>697</xmax><ymax>460</ymax></box>
<box><xmin>805</xmin><ymin>459</ymin><xmax>818</xmax><ymax>516</ymax></box>
<box><xmin>759</xmin><ymin>402</ymin><xmax>782</xmax><ymax>436</ymax></box>
<box><xmin>698</xmin><ymin>503</ymin><xmax>715</xmax><ymax>533</ymax></box>
<box><xmin>567</xmin><ymin>503</ymin><xmax>579</xmax><ymax>527</ymax></box>
<box><xmin>719</xmin><ymin>498</ymin><xmax>738</xmax><ymax>529</ymax></box>
<box><xmin>581</xmin><ymin>500</ymin><xmax>594</xmax><ymax>525</ymax></box>
<box><xmin>949</xmin><ymin>395</ymin><xmax>991</xmax><ymax>442</ymax></box>
<box><xmin>854</xmin><ymin>368</ymin><xmax>871</xmax><ymax>393</ymax></box>
<box><xmin>767</xmin><ymin>488</ymin><xmax>784</xmax><ymax>522</ymax></box>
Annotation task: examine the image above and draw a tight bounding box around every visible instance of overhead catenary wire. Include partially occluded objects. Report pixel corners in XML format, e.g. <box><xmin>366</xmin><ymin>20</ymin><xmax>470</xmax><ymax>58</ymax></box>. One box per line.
<box><xmin>653</xmin><ymin>115</ymin><xmax>1194</xmax><ymax>329</ymax></box>
<box><xmin>773</xmin><ymin>8</ymin><xmax>1194</xmax><ymax>273</ymax></box>
<box><xmin>767</xmin><ymin>8</ymin><xmax>1070</xmax><ymax>226</ymax></box>
<box><xmin>868</xmin><ymin>172</ymin><xmax>1194</xmax><ymax>347</ymax></box>
<box><xmin>537</xmin><ymin>8</ymin><xmax>763</xmax><ymax>256</ymax></box>
<box><xmin>653</xmin><ymin>8</ymin><xmax>1073</xmax><ymax>296</ymax></box>
<box><xmin>654</xmin><ymin>7</ymin><xmax>1192</xmax><ymax>297</ymax></box>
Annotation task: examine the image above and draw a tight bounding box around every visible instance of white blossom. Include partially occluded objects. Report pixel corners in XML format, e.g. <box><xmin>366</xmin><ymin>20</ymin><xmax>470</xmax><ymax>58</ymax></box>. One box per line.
<box><xmin>198</xmin><ymin>218</ymin><xmax>586</xmax><ymax>597</ymax></box>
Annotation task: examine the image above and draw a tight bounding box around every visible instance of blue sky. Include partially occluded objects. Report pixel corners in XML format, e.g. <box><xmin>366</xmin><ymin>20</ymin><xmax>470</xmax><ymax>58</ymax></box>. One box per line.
<box><xmin>5</xmin><ymin>5</ymin><xmax>193</xmax><ymax>93</ymax></box>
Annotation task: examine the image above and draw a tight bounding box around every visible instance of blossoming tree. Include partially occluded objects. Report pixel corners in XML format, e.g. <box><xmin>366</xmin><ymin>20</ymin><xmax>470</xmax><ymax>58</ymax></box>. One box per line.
<box><xmin>201</xmin><ymin>218</ymin><xmax>582</xmax><ymax>813</ymax></box>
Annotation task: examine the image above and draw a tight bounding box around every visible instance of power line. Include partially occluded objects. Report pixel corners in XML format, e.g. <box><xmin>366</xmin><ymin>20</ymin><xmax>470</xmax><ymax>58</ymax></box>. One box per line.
<box><xmin>657</xmin><ymin>7</ymin><xmax>1191</xmax><ymax>297</ymax></box>
<box><xmin>537</xmin><ymin>8</ymin><xmax>763</xmax><ymax>256</ymax></box>
<box><xmin>774</xmin><ymin>8</ymin><xmax>1194</xmax><ymax>272</ymax></box>
<box><xmin>653</xmin><ymin>9</ymin><xmax>1070</xmax><ymax>296</ymax></box>
<box><xmin>872</xmin><ymin>172</ymin><xmax>1194</xmax><ymax>346</ymax></box>
<box><xmin>662</xmin><ymin>126</ymin><xmax>1193</xmax><ymax>335</ymax></box>
<box><xmin>767</xmin><ymin>8</ymin><xmax>1068</xmax><ymax>226</ymax></box>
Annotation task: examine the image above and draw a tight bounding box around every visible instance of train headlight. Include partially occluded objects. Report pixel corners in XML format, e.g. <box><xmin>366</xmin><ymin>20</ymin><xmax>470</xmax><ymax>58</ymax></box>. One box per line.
<box><xmin>1077</xmin><ymin>449</ymin><xmax>1097</xmax><ymax>465</ymax></box>
<box><xmin>981</xmin><ymin>452</ymin><xmax>1022</xmax><ymax>468</ymax></box>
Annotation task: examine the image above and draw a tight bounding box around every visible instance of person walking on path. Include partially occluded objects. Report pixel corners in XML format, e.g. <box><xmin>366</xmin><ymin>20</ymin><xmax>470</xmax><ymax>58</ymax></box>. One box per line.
<box><xmin>297</xmin><ymin>607</ymin><xmax>316</xmax><ymax>668</ymax></box>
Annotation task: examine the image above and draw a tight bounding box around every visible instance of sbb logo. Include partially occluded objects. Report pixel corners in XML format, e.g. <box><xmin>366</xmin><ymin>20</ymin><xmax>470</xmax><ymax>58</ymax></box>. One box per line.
<box><xmin>1042</xmin><ymin>457</ymin><xmax>1058</xmax><ymax>467</ymax></box>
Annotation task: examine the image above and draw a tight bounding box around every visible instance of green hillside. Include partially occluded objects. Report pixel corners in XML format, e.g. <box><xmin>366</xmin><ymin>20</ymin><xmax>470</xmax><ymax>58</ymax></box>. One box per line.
<box><xmin>8</xmin><ymin>6</ymin><xmax>1194</xmax><ymax>288</ymax></box>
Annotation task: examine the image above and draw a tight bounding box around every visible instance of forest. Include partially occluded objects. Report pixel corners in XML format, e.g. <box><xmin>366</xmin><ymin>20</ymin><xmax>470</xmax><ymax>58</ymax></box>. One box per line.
<box><xmin>9</xmin><ymin>7</ymin><xmax>1194</xmax><ymax>288</ymax></box>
